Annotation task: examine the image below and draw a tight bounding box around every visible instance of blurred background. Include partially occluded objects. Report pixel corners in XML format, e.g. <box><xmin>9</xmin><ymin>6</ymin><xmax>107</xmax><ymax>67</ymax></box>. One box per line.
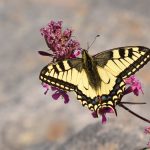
<box><xmin>0</xmin><ymin>0</ymin><xmax>150</xmax><ymax>149</ymax></box>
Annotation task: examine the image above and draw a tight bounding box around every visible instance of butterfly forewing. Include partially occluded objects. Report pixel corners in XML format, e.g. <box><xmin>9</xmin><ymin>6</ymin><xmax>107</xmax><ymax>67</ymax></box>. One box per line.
<box><xmin>94</xmin><ymin>46</ymin><xmax>150</xmax><ymax>78</ymax></box>
<box><xmin>94</xmin><ymin>46</ymin><xmax>150</xmax><ymax>104</ymax></box>
<box><xmin>40</xmin><ymin>58</ymin><xmax>83</xmax><ymax>91</ymax></box>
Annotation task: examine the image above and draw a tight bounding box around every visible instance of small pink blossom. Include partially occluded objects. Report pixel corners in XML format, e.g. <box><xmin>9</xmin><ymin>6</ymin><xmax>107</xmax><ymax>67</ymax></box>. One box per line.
<box><xmin>147</xmin><ymin>140</ymin><xmax>150</xmax><ymax>147</ymax></box>
<box><xmin>92</xmin><ymin>107</ymin><xmax>114</xmax><ymax>124</ymax></box>
<box><xmin>144</xmin><ymin>126</ymin><xmax>150</xmax><ymax>134</ymax></box>
<box><xmin>51</xmin><ymin>87</ymin><xmax>69</xmax><ymax>104</ymax></box>
<box><xmin>91</xmin><ymin>111</ymin><xmax>98</xmax><ymax>118</ymax></box>
<box><xmin>124</xmin><ymin>75</ymin><xmax>144</xmax><ymax>96</ymax></box>
<box><xmin>63</xmin><ymin>28</ymin><xmax>72</xmax><ymax>39</ymax></box>
<box><xmin>70</xmin><ymin>49</ymin><xmax>81</xmax><ymax>58</ymax></box>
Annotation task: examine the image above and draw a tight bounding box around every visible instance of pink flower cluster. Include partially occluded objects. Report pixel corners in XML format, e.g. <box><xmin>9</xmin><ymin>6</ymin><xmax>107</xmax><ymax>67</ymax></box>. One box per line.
<box><xmin>40</xmin><ymin>20</ymin><xmax>81</xmax><ymax>60</ymax></box>
<box><xmin>124</xmin><ymin>75</ymin><xmax>144</xmax><ymax>96</ymax></box>
<box><xmin>144</xmin><ymin>126</ymin><xmax>150</xmax><ymax>134</ymax></box>
<box><xmin>42</xmin><ymin>83</ymin><xmax>69</xmax><ymax>104</ymax></box>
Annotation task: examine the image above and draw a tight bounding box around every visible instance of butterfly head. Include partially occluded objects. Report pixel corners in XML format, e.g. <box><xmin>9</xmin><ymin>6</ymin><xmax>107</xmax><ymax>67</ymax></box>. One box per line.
<box><xmin>82</xmin><ymin>49</ymin><xmax>94</xmax><ymax>65</ymax></box>
<box><xmin>82</xmin><ymin>49</ymin><xmax>89</xmax><ymax>57</ymax></box>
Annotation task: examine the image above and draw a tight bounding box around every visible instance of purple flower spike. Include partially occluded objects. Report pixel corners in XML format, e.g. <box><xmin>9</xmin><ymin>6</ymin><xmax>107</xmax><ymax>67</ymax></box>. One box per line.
<box><xmin>124</xmin><ymin>75</ymin><xmax>144</xmax><ymax>96</ymax></box>
<box><xmin>40</xmin><ymin>20</ymin><xmax>82</xmax><ymax>61</ymax></box>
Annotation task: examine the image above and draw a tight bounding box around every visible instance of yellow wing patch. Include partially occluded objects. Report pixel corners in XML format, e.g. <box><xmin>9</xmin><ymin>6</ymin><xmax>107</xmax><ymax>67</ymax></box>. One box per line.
<box><xmin>39</xmin><ymin>59</ymin><xmax>82</xmax><ymax>91</ymax></box>
<box><xmin>102</xmin><ymin>47</ymin><xmax>149</xmax><ymax>79</ymax></box>
<box><xmin>97</xmin><ymin>66</ymin><xmax>119</xmax><ymax>95</ymax></box>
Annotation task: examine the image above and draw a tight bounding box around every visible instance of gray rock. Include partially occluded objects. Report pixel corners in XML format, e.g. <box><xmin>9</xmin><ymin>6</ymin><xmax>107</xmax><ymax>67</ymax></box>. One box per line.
<box><xmin>56</xmin><ymin>121</ymin><xmax>147</xmax><ymax>150</ymax></box>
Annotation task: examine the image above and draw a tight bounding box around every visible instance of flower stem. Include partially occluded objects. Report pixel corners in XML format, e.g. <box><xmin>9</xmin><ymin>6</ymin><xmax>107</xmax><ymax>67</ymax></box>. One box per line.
<box><xmin>119</xmin><ymin>103</ymin><xmax>150</xmax><ymax>124</ymax></box>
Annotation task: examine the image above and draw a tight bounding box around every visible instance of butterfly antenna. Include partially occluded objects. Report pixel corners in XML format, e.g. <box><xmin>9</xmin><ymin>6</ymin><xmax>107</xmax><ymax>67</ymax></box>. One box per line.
<box><xmin>87</xmin><ymin>35</ymin><xmax>100</xmax><ymax>51</ymax></box>
<box><xmin>118</xmin><ymin>103</ymin><xmax>150</xmax><ymax>123</ymax></box>
<box><xmin>87</xmin><ymin>42</ymin><xmax>90</xmax><ymax>50</ymax></box>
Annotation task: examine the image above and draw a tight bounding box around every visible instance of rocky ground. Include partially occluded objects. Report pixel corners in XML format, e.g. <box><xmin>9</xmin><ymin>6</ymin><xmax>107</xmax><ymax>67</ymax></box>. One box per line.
<box><xmin>0</xmin><ymin>0</ymin><xmax>150</xmax><ymax>150</ymax></box>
